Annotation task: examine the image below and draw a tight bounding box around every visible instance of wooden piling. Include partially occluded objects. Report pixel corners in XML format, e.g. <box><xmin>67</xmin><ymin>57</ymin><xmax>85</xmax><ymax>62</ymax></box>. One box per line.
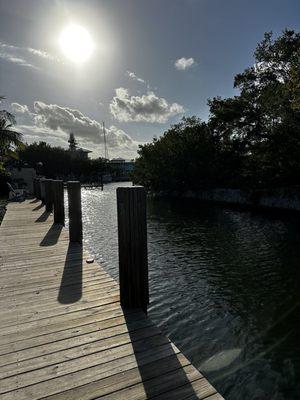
<box><xmin>35</xmin><ymin>178</ymin><xmax>41</xmax><ymax>200</ymax></box>
<box><xmin>45</xmin><ymin>179</ymin><xmax>53</xmax><ymax>212</ymax></box>
<box><xmin>53</xmin><ymin>180</ymin><xmax>65</xmax><ymax>225</ymax></box>
<box><xmin>33</xmin><ymin>178</ymin><xmax>36</xmax><ymax>197</ymax></box>
<box><xmin>117</xmin><ymin>186</ymin><xmax>149</xmax><ymax>313</ymax></box>
<box><xmin>33</xmin><ymin>178</ymin><xmax>38</xmax><ymax>198</ymax></box>
<box><xmin>67</xmin><ymin>181</ymin><xmax>82</xmax><ymax>243</ymax></box>
<box><xmin>40</xmin><ymin>178</ymin><xmax>46</xmax><ymax>204</ymax></box>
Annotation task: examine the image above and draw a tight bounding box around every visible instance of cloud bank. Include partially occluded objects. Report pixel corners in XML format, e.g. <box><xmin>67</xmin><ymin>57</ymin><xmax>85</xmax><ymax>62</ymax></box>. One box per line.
<box><xmin>175</xmin><ymin>57</ymin><xmax>195</xmax><ymax>70</ymax></box>
<box><xmin>11</xmin><ymin>101</ymin><xmax>140</xmax><ymax>159</ymax></box>
<box><xmin>110</xmin><ymin>88</ymin><xmax>184</xmax><ymax>123</ymax></box>
<box><xmin>11</xmin><ymin>102</ymin><xmax>32</xmax><ymax>115</ymax></box>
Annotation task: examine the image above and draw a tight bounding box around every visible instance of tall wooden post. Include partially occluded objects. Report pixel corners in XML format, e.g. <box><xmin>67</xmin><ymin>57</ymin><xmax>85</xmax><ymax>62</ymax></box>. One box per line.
<box><xmin>45</xmin><ymin>179</ymin><xmax>53</xmax><ymax>212</ymax></box>
<box><xmin>35</xmin><ymin>178</ymin><xmax>39</xmax><ymax>197</ymax></box>
<box><xmin>33</xmin><ymin>178</ymin><xmax>37</xmax><ymax>197</ymax></box>
<box><xmin>117</xmin><ymin>186</ymin><xmax>149</xmax><ymax>313</ymax></box>
<box><xmin>33</xmin><ymin>178</ymin><xmax>37</xmax><ymax>198</ymax></box>
<box><xmin>53</xmin><ymin>180</ymin><xmax>65</xmax><ymax>225</ymax></box>
<box><xmin>40</xmin><ymin>178</ymin><xmax>46</xmax><ymax>204</ymax></box>
<box><xmin>67</xmin><ymin>181</ymin><xmax>82</xmax><ymax>243</ymax></box>
<box><xmin>36</xmin><ymin>178</ymin><xmax>41</xmax><ymax>200</ymax></box>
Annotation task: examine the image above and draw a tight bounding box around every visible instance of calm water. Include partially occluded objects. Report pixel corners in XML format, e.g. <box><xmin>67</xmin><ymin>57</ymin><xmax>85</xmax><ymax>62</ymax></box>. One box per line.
<box><xmin>81</xmin><ymin>182</ymin><xmax>300</xmax><ymax>400</ymax></box>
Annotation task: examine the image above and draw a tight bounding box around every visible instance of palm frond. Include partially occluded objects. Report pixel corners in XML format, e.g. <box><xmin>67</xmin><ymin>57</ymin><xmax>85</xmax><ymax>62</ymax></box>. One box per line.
<box><xmin>3</xmin><ymin>148</ymin><xmax>19</xmax><ymax>160</ymax></box>
<box><xmin>0</xmin><ymin>110</ymin><xmax>16</xmax><ymax>127</ymax></box>
<box><xmin>0</xmin><ymin>128</ymin><xmax>23</xmax><ymax>146</ymax></box>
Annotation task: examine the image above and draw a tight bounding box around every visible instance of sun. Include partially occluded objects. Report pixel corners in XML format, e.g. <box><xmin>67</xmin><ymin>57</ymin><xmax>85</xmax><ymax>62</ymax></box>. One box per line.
<box><xmin>59</xmin><ymin>24</ymin><xmax>94</xmax><ymax>64</ymax></box>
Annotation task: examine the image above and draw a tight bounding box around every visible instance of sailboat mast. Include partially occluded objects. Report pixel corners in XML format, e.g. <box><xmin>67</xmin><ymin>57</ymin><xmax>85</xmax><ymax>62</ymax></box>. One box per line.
<box><xmin>102</xmin><ymin>121</ymin><xmax>109</xmax><ymax>160</ymax></box>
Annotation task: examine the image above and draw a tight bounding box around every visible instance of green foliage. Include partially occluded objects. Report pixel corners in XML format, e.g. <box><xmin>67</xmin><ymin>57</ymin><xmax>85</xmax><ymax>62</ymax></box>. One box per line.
<box><xmin>134</xmin><ymin>117</ymin><xmax>219</xmax><ymax>190</ymax></box>
<box><xmin>18</xmin><ymin>141</ymin><xmax>108</xmax><ymax>181</ymax></box>
<box><xmin>134</xmin><ymin>29</ymin><xmax>300</xmax><ymax>190</ymax></box>
<box><xmin>0</xmin><ymin>99</ymin><xmax>24</xmax><ymax>180</ymax></box>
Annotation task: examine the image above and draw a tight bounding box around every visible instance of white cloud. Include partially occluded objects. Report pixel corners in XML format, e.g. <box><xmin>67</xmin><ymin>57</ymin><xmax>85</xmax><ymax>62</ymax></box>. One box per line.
<box><xmin>27</xmin><ymin>48</ymin><xmax>57</xmax><ymax>60</ymax></box>
<box><xmin>175</xmin><ymin>57</ymin><xmax>195</xmax><ymax>70</ymax></box>
<box><xmin>110</xmin><ymin>87</ymin><xmax>184</xmax><ymax>123</ymax></box>
<box><xmin>19</xmin><ymin>124</ymin><xmax>69</xmax><ymax>145</ymax></box>
<box><xmin>126</xmin><ymin>71</ymin><xmax>145</xmax><ymax>84</ymax></box>
<box><xmin>0</xmin><ymin>50</ymin><xmax>37</xmax><ymax>69</ymax></box>
<box><xmin>33</xmin><ymin>101</ymin><xmax>135</xmax><ymax>148</ymax></box>
<box><xmin>0</xmin><ymin>41</ymin><xmax>59</xmax><ymax>69</ymax></box>
<box><xmin>12</xmin><ymin>101</ymin><xmax>140</xmax><ymax>159</ymax></box>
<box><xmin>11</xmin><ymin>102</ymin><xmax>32</xmax><ymax>115</ymax></box>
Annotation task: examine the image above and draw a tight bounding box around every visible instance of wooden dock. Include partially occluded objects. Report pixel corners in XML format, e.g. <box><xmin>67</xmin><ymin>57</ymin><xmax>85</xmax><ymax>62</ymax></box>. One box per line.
<box><xmin>0</xmin><ymin>199</ymin><xmax>223</xmax><ymax>400</ymax></box>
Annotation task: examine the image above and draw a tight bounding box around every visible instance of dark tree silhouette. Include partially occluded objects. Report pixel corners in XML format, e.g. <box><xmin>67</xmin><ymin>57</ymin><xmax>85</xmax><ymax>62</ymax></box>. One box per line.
<box><xmin>134</xmin><ymin>30</ymin><xmax>300</xmax><ymax>190</ymax></box>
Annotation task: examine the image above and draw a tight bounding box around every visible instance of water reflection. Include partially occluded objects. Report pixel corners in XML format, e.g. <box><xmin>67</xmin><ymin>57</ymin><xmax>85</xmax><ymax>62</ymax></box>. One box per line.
<box><xmin>200</xmin><ymin>348</ymin><xmax>242</xmax><ymax>373</ymax></box>
<box><xmin>81</xmin><ymin>183</ymin><xmax>300</xmax><ymax>400</ymax></box>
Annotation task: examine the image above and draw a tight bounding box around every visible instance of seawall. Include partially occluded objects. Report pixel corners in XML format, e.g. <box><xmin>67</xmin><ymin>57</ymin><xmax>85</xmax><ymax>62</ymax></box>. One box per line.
<box><xmin>152</xmin><ymin>187</ymin><xmax>300</xmax><ymax>212</ymax></box>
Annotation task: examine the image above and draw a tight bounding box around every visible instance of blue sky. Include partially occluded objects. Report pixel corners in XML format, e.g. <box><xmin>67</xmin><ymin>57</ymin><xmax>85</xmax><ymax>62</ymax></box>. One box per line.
<box><xmin>0</xmin><ymin>0</ymin><xmax>299</xmax><ymax>158</ymax></box>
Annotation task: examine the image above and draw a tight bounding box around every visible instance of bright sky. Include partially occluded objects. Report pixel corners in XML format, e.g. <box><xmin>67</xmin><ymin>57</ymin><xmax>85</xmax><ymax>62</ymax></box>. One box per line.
<box><xmin>0</xmin><ymin>0</ymin><xmax>299</xmax><ymax>159</ymax></box>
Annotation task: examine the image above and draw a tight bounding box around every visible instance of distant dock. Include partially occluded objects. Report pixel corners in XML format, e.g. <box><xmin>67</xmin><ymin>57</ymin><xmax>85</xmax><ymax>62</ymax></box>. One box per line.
<box><xmin>63</xmin><ymin>181</ymin><xmax>104</xmax><ymax>189</ymax></box>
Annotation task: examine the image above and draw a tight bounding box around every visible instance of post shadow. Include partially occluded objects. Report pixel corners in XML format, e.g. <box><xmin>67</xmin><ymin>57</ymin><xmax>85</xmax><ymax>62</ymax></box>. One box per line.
<box><xmin>57</xmin><ymin>242</ymin><xmax>83</xmax><ymax>304</ymax></box>
<box><xmin>115</xmin><ymin>186</ymin><xmax>198</xmax><ymax>397</ymax></box>
<box><xmin>35</xmin><ymin>210</ymin><xmax>51</xmax><ymax>222</ymax></box>
<box><xmin>122</xmin><ymin>310</ymin><xmax>199</xmax><ymax>398</ymax></box>
<box><xmin>32</xmin><ymin>203</ymin><xmax>44</xmax><ymax>211</ymax></box>
<box><xmin>40</xmin><ymin>224</ymin><xmax>63</xmax><ymax>246</ymax></box>
<box><xmin>30</xmin><ymin>199</ymin><xmax>39</xmax><ymax>204</ymax></box>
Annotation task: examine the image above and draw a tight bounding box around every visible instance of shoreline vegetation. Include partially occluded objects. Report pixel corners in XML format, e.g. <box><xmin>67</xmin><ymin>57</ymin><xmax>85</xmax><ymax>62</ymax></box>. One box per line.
<box><xmin>133</xmin><ymin>30</ymin><xmax>300</xmax><ymax>207</ymax></box>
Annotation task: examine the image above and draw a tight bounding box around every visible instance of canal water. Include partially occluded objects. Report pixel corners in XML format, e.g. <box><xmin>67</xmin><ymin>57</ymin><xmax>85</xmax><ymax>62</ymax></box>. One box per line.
<box><xmin>81</xmin><ymin>182</ymin><xmax>300</xmax><ymax>400</ymax></box>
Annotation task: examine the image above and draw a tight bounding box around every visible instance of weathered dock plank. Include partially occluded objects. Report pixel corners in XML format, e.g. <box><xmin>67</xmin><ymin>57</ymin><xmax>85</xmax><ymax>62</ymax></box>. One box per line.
<box><xmin>0</xmin><ymin>199</ymin><xmax>224</xmax><ymax>399</ymax></box>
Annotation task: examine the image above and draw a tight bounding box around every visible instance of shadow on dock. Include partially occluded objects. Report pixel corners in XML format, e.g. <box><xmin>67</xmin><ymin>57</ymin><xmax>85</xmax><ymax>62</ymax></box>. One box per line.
<box><xmin>57</xmin><ymin>242</ymin><xmax>83</xmax><ymax>304</ymax></box>
<box><xmin>32</xmin><ymin>203</ymin><xmax>44</xmax><ymax>211</ymax></box>
<box><xmin>35</xmin><ymin>210</ymin><xmax>51</xmax><ymax>222</ymax></box>
<box><xmin>40</xmin><ymin>224</ymin><xmax>63</xmax><ymax>246</ymax></box>
<box><xmin>123</xmin><ymin>311</ymin><xmax>199</xmax><ymax>398</ymax></box>
<box><xmin>30</xmin><ymin>198</ymin><xmax>39</xmax><ymax>204</ymax></box>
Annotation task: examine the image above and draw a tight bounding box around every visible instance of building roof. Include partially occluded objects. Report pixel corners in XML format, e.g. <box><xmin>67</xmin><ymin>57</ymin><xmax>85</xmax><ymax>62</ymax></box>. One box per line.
<box><xmin>111</xmin><ymin>157</ymin><xmax>125</xmax><ymax>161</ymax></box>
<box><xmin>77</xmin><ymin>148</ymin><xmax>92</xmax><ymax>153</ymax></box>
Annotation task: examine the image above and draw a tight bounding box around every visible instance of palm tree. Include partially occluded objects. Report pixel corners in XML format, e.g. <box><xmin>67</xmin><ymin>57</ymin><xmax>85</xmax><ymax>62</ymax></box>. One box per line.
<box><xmin>0</xmin><ymin>110</ymin><xmax>23</xmax><ymax>148</ymax></box>
<box><xmin>0</xmin><ymin>96</ymin><xmax>24</xmax><ymax>171</ymax></box>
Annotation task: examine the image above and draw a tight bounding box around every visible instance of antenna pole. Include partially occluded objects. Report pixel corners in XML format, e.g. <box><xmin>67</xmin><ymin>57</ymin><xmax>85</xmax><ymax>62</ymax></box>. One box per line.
<box><xmin>102</xmin><ymin>121</ymin><xmax>109</xmax><ymax>160</ymax></box>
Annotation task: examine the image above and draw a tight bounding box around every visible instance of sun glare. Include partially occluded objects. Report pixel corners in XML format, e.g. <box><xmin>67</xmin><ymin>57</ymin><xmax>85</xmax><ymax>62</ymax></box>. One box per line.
<box><xmin>59</xmin><ymin>24</ymin><xmax>94</xmax><ymax>64</ymax></box>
